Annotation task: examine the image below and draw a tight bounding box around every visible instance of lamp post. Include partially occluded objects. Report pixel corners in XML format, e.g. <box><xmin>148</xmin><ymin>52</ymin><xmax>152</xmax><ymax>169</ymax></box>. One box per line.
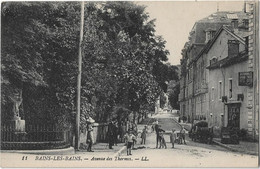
<box><xmin>75</xmin><ymin>1</ymin><xmax>85</xmax><ymax>150</ymax></box>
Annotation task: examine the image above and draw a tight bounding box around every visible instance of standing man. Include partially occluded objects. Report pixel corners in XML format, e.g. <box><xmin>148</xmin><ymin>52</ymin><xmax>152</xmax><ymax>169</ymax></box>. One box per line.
<box><xmin>107</xmin><ymin>121</ymin><xmax>115</xmax><ymax>149</ymax></box>
<box><xmin>154</xmin><ymin>120</ymin><xmax>160</xmax><ymax>148</ymax></box>
<box><xmin>180</xmin><ymin>126</ymin><xmax>187</xmax><ymax>144</ymax></box>
<box><xmin>86</xmin><ymin>123</ymin><xmax>94</xmax><ymax>152</ymax></box>
<box><xmin>131</xmin><ymin>122</ymin><xmax>138</xmax><ymax>148</ymax></box>
<box><xmin>113</xmin><ymin>121</ymin><xmax>118</xmax><ymax>146</ymax></box>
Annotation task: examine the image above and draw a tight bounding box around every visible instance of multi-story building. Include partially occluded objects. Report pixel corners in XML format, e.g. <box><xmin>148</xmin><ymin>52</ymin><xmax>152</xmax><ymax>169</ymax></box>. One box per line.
<box><xmin>206</xmin><ymin>24</ymin><xmax>249</xmax><ymax>136</ymax></box>
<box><xmin>179</xmin><ymin>10</ymin><xmax>248</xmax><ymax>123</ymax></box>
<box><xmin>179</xmin><ymin>2</ymin><xmax>259</xmax><ymax>140</ymax></box>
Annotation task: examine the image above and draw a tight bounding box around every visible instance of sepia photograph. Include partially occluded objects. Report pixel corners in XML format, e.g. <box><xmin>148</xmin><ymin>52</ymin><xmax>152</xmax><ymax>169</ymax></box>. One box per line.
<box><xmin>1</xmin><ymin>0</ymin><xmax>259</xmax><ymax>167</ymax></box>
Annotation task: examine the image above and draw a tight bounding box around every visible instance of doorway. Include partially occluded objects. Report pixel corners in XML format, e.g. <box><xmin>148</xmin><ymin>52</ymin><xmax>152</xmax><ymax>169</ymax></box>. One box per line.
<box><xmin>227</xmin><ymin>103</ymin><xmax>240</xmax><ymax>128</ymax></box>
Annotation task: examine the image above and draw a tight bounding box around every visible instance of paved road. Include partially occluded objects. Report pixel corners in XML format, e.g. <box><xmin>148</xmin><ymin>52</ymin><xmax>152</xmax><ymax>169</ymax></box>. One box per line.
<box><xmin>1</xmin><ymin>112</ymin><xmax>258</xmax><ymax>167</ymax></box>
<box><xmin>140</xmin><ymin>111</ymin><xmax>182</xmax><ymax>132</ymax></box>
<box><xmin>124</xmin><ymin>111</ymin><xmax>258</xmax><ymax>167</ymax></box>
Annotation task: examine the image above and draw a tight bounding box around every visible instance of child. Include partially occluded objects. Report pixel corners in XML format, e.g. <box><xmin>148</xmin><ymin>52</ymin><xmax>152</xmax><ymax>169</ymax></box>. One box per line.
<box><xmin>141</xmin><ymin>125</ymin><xmax>148</xmax><ymax>144</ymax></box>
<box><xmin>124</xmin><ymin>130</ymin><xmax>136</xmax><ymax>156</ymax></box>
<box><xmin>170</xmin><ymin>129</ymin><xmax>177</xmax><ymax>148</ymax></box>
<box><xmin>179</xmin><ymin>126</ymin><xmax>187</xmax><ymax>145</ymax></box>
<box><xmin>158</xmin><ymin>128</ymin><xmax>167</xmax><ymax>149</ymax></box>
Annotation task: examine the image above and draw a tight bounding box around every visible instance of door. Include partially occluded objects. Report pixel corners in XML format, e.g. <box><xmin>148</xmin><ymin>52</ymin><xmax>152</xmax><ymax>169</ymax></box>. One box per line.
<box><xmin>227</xmin><ymin>104</ymin><xmax>240</xmax><ymax>128</ymax></box>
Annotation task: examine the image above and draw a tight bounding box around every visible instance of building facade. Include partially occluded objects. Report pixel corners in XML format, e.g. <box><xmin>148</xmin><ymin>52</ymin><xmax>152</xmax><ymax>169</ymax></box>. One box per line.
<box><xmin>179</xmin><ymin>1</ymin><xmax>258</xmax><ymax>139</ymax></box>
<box><xmin>206</xmin><ymin>25</ymin><xmax>249</xmax><ymax>136</ymax></box>
<box><xmin>179</xmin><ymin>10</ymin><xmax>248</xmax><ymax>123</ymax></box>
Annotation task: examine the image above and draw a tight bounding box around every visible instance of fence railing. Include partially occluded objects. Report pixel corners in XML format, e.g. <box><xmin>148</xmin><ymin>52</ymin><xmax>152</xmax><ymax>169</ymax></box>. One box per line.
<box><xmin>1</xmin><ymin>123</ymin><xmax>72</xmax><ymax>150</ymax></box>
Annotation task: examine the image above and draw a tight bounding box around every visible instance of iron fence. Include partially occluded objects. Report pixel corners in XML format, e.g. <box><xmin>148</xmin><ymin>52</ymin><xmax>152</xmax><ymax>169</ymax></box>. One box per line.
<box><xmin>1</xmin><ymin>123</ymin><xmax>72</xmax><ymax>150</ymax></box>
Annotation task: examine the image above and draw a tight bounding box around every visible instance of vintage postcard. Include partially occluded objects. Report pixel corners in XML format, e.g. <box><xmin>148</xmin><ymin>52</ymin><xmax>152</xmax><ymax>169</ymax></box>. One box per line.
<box><xmin>1</xmin><ymin>0</ymin><xmax>259</xmax><ymax>168</ymax></box>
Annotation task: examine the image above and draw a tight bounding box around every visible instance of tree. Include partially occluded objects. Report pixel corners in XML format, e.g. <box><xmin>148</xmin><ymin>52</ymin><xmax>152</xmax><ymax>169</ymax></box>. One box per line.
<box><xmin>168</xmin><ymin>83</ymin><xmax>180</xmax><ymax>110</ymax></box>
<box><xmin>1</xmin><ymin>2</ymin><xmax>179</xmax><ymax>130</ymax></box>
<box><xmin>1</xmin><ymin>2</ymin><xmax>80</xmax><ymax>128</ymax></box>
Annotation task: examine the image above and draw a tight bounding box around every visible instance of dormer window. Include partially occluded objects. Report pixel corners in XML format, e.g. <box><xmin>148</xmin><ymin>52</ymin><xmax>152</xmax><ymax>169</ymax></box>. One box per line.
<box><xmin>228</xmin><ymin>40</ymin><xmax>239</xmax><ymax>57</ymax></box>
<box><xmin>205</xmin><ymin>29</ymin><xmax>216</xmax><ymax>43</ymax></box>
<box><xmin>210</xmin><ymin>56</ymin><xmax>218</xmax><ymax>65</ymax></box>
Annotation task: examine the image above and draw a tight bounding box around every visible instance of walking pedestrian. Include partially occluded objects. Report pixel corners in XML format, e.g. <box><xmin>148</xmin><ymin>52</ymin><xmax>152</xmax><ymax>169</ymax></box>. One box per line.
<box><xmin>170</xmin><ymin>129</ymin><xmax>177</xmax><ymax>148</ymax></box>
<box><xmin>141</xmin><ymin>125</ymin><xmax>148</xmax><ymax>144</ymax></box>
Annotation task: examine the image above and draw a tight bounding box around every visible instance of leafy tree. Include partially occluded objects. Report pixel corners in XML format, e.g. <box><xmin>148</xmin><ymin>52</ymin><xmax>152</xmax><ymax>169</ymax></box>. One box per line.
<box><xmin>168</xmin><ymin>83</ymin><xmax>180</xmax><ymax>110</ymax></box>
<box><xmin>1</xmin><ymin>1</ymin><xmax>179</xmax><ymax>131</ymax></box>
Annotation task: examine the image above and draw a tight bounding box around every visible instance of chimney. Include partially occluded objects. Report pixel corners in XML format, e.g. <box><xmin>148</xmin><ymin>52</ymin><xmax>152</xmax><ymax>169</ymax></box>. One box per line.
<box><xmin>243</xmin><ymin>19</ymin><xmax>249</xmax><ymax>29</ymax></box>
<box><xmin>244</xmin><ymin>1</ymin><xmax>246</xmax><ymax>13</ymax></box>
<box><xmin>231</xmin><ymin>19</ymin><xmax>239</xmax><ymax>33</ymax></box>
<box><xmin>228</xmin><ymin>40</ymin><xmax>239</xmax><ymax>57</ymax></box>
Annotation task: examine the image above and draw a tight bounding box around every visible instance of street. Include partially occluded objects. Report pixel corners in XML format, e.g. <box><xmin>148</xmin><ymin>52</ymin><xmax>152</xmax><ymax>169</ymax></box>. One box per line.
<box><xmin>118</xmin><ymin>111</ymin><xmax>258</xmax><ymax>167</ymax></box>
<box><xmin>1</xmin><ymin>111</ymin><xmax>258</xmax><ymax>168</ymax></box>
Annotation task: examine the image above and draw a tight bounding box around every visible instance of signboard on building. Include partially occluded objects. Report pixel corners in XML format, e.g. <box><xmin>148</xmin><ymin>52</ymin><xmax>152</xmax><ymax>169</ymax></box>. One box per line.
<box><xmin>238</xmin><ymin>71</ymin><xmax>253</xmax><ymax>87</ymax></box>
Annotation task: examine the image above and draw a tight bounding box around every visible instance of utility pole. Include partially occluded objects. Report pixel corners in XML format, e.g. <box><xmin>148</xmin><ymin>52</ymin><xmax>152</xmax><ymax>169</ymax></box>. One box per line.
<box><xmin>75</xmin><ymin>1</ymin><xmax>85</xmax><ymax>150</ymax></box>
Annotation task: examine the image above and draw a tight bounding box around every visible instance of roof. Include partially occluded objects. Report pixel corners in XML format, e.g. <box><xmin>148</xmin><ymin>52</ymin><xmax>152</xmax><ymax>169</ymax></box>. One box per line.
<box><xmin>206</xmin><ymin>50</ymin><xmax>248</xmax><ymax>70</ymax></box>
<box><xmin>190</xmin><ymin>11</ymin><xmax>249</xmax><ymax>44</ymax></box>
<box><xmin>194</xmin><ymin>24</ymin><xmax>248</xmax><ymax>62</ymax></box>
<box><xmin>193</xmin><ymin>22</ymin><xmax>228</xmax><ymax>44</ymax></box>
<box><xmin>205</xmin><ymin>25</ymin><xmax>245</xmax><ymax>51</ymax></box>
<box><xmin>198</xmin><ymin>11</ymin><xmax>248</xmax><ymax>23</ymax></box>
<box><xmin>185</xmin><ymin>11</ymin><xmax>249</xmax><ymax>67</ymax></box>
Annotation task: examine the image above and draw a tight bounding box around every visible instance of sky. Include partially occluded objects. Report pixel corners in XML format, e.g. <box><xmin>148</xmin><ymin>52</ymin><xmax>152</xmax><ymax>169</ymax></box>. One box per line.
<box><xmin>136</xmin><ymin>1</ymin><xmax>245</xmax><ymax>65</ymax></box>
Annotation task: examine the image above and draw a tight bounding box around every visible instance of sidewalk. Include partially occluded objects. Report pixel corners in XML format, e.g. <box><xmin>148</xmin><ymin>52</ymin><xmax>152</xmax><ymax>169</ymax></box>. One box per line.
<box><xmin>1</xmin><ymin>147</ymin><xmax>75</xmax><ymax>155</ymax></box>
<box><xmin>172</xmin><ymin>116</ymin><xmax>258</xmax><ymax>156</ymax></box>
<box><xmin>1</xmin><ymin>143</ymin><xmax>126</xmax><ymax>156</ymax></box>
<box><xmin>77</xmin><ymin>142</ymin><xmax>126</xmax><ymax>156</ymax></box>
<box><xmin>212</xmin><ymin>138</ymin><xmax>258</xmax><ymax>156</ymax></box>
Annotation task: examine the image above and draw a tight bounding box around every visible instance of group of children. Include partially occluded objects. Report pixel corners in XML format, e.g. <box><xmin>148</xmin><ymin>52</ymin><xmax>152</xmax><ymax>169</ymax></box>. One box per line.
<box><xmin>124</xmin><ymin>125</ymin><xmax>186</xmax><ymax>155</ymax></box>
<box><xmin>170</xmin><ymin>127</ymin><xmax>187</xmax><ymax>147</ymax></box>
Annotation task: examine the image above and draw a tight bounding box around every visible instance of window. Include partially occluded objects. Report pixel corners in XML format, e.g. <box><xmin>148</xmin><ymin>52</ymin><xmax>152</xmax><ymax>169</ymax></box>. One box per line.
<box><xmin>229</xmin><ymin>79</ymin><xmax>233</xmax><ymax>99</ymax></box>
<box><xmin>219</xmin><ymin>81</ymin><xmax>222</xmax><ymax>100</ymax></box>
<box><xmin>211</xmin><ymin>87</ymin><xmax>215</xmax><ymax>101</ymax></box>
<box><xmin>228</xmin><ymin>40</ymin><xmax>239</xmax><ymax>57</ymax></box>
<box><xmin>210</xmin><ymin>56</ymin><xmax>218</xmax><ymax>65</ymax></box>
<box><xmin>245</xmin><ymin>36</ymin><xmax>249</xmax><ymax>53</ymax></box>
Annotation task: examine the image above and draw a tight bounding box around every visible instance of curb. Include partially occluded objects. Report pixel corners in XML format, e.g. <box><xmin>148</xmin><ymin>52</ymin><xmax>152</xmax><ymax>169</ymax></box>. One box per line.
<box><xmin>212</xmin><ymin>140</ymin><xmax>258</xmax><ymax>156</ymax></box>
<box><xmin>1</xmin><ymin>147</ymin><xmax>75</xmax><ymax>155</ymax></box>
<box><xmin>113</xmin><ymin>145</ymin><xmax>127</xmax><ymax>157</ymax></box>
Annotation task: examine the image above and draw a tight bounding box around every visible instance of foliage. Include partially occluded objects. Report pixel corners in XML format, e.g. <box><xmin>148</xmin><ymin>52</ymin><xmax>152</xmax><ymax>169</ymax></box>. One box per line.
<box><xmin>1</xmin><ymin>2</ymin><xmax>179</xmax><ymax>130</ymax></box>
<box><xmin>168</xmin><ymin>83</ymin><xmax>180</xmax><ymax>110</ymax></box>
